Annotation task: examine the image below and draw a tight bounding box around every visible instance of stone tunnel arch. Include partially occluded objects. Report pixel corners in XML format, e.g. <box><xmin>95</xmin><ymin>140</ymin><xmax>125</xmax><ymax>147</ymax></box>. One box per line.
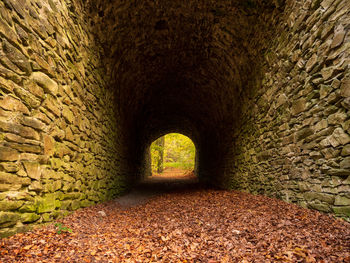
<box><xmin>0</xmin><ymin>0</ymin><xmax>349</xmax><ymax>237</ymax></box>
<box><xmin>145</xmin><ymin>131</ymin><xmax>199</xmax><ymax>180</ymax></box>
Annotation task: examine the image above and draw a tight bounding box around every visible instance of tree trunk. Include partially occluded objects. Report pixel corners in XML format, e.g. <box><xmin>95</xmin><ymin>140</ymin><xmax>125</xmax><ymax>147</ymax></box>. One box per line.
<box><xmin>155</xmin><ymin>136</ymin><xmax>164</xmax><ymax>173</ymax></box>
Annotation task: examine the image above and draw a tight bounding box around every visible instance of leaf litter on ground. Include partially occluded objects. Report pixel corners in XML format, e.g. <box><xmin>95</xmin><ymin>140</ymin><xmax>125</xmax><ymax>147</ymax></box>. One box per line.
<box><xmin>1</xmin><ymin>188</ymin><xmax>349</xmax><ymax>263</ymax></box>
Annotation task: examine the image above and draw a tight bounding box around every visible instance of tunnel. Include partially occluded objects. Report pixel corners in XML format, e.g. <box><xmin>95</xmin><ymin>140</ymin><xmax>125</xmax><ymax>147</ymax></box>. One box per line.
<box><xmin>0</xmin><ymin>0</ymin><xmax>349</xmax><ymax>236</ymax></box>
<box><xmin>89</xmin><ymin>0</ymin><xmax>283</xmax><ymax>185</ymax></box>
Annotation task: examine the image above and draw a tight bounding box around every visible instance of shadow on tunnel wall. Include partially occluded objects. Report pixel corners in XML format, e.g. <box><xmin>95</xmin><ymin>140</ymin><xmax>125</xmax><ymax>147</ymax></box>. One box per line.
<box><xmin>88</xmin><ymin>0</ymin><xmax>287</xmax><ymax>186</ymax></box>
<box><xmin>0</xmin><ymin>0</ymin><xmax>349</xmax><ymax>237</ymax></box>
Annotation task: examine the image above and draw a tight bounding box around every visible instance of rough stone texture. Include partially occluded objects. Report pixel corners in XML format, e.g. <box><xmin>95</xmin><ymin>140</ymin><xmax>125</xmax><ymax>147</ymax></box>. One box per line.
<box><xmin>0</xmin><ymin>0</ymin><xmax>128</xmax><ymax>237</ymax></box>
<box><xmin>0</xmin><ymin>0</ymin><xmax>349</xmax><ymax>236</ymax></box>
<box><xmin>224</xmin><ymin>0</ymin><xmax>350</xmax><ymax>219</ymax></box>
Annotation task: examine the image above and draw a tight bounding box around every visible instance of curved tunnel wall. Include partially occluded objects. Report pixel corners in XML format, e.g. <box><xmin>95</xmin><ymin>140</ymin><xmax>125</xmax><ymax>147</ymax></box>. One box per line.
<box><xmin>226</xmin><ymin>0</ymin><xmax>350</xmax><ymax>215</ymax></box>
<box><xmin>0</xmin><ymin>0</ymin><xmax>129</xmax><ymax>237</ymax></box>
<box><xmin>0</xmin><ymin>0</ymin><xmax>349</xmax><ymax>236</ymax></box>
<box><xmin>89</xmin><ymin>0</ymin><xmax>282</xmax><ymax>184</ymax></box>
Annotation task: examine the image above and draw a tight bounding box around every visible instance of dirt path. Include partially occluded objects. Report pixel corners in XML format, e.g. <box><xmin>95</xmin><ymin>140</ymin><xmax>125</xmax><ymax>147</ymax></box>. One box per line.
<box><xmin>117</xmin><ymin>168</ymin><xmax>198</xmax><ymax>207</ymax></box>
<box><xmin>151</xmin><ymin>168</ymin><xmax>196</xmax><ymax>180</ymax></box>
<box><xmin>1</xmin><ymin>179</ymin><xmax>350</xmax><ymax>262</ymax></box>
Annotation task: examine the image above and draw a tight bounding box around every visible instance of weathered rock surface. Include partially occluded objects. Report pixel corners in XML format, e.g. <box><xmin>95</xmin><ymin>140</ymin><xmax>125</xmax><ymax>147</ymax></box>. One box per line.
<box><xmin>0</xmin><ymin>0</ymin><xmax>127</xmax><ymax>237</ymax></box>
<box><xmin>0</xmin><ymin>0</ymin><xmax>349</xmax><ymax>237</ymax></box>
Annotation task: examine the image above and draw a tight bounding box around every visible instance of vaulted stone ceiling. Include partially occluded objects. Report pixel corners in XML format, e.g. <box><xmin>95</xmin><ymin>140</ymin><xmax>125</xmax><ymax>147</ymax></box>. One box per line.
<box><xmin>81</xmin><ymin>0</ymin><xmax>284</xmax><ymax>179</ymax></box>
<box><xmin>0</xmin><ymin>0</ymin><xmax>349</xmax><ymax>237</ymax></box>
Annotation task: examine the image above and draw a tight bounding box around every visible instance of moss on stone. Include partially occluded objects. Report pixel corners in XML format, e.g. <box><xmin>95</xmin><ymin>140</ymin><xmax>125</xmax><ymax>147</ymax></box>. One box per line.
<box><xmin>35</xmin><ymin>194</ymin><xmax>60</xmax><ymax>214</ymax></box>
<box><xmin>333</xmin><ymin>206</ymin><xmax>350</xmax><ymax>217</ymax></box>
<box><xmin>19</xmin><ymin>202</ymin><xmax>37</xmax><ymax>213</ymax></box>
<box><xmin>0</xmin><ymin>212</ymin><xmax>21</xmax><ymax>228</ymax></box>
<box><xmin>0</xmin><ymin>201</ymin><xmax>24</xmax><ymax>211</ymax></box>
<box><xmin>21</xmin><ymin>213</ymin><xmax>40</xmax><ymax>223</ymax></box>
<box><xmin>80</xmin><ymin>199</ymin><xmax>94</xmax><ymax>208</ymax></box>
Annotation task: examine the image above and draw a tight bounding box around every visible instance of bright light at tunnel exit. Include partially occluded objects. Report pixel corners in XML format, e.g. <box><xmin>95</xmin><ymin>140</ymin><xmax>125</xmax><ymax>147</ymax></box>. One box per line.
<box><xmin>150</xmin><ymin>133</ymin><xmax>196</xmax><ymax>176</ymax></box>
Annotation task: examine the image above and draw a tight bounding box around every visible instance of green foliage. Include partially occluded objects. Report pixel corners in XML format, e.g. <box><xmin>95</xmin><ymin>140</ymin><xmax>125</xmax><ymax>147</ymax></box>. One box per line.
<box><xmin>151</xmin><ymin>136</ymin><xmax>164</xmax><ymax>173</ymax></box>
<box><xmin>54</xmin><ymin>222</ymin><xmax>72</xmax><ymax>234</ymax></box>
<box><xmin>150</xmin><ymin>133</ymin><xmax>195</xmax><ymax>173</ymax></box>
<box><xmin>164</xmin><ymin>162</ymin><xmax>193</xmax><ymax>170</ymax></box>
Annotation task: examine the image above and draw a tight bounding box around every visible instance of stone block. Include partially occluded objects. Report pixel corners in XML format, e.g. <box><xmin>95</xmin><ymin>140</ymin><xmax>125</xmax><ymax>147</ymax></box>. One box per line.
<box><xmin>305</xmin><ymin>53</ymin><xmax>317</xmax><ymax>72</ymax></box>
<box><xmin>65</xmin><ymin>127</ymin><xmax>74</xmax><ymax>142</ymax></box>
<box><xmin>275</xmin><ymin>94</ymin><xmax>288</xmax><ymax>108</ymax></box>
<box><xmin>35</xmin><ymin>194</ymin><xmax>59</xmax><ymax>214</ymax></box>
<box><xmin>71</xmin><ymin>200</ymin><xmax>80</xmax><ymax>210</ymax></box>
<box><xmin>296</xmin><ymin>127</ymin><xmax>314</xmax><ymax>141</ymax></box>
<box><xmin>332</xmin><ymin>206</ymin><xmax>350</xmax><ymax>217</ymax></box>
<box><xmin>21</xmin><ymin>213</ymin><xmax>40</xmax><ymax>223</ymax></box>
<box><xmin>62</xmin><ymin>174</ymin><xmax>75</xmax><ymax>182</ymax></box>
<box><xmin>0</xmin><ymin>162</ymin><xmax>19</xmax><ymax>173</ymax></box>
<box><xmin>298</xmin><ymin>182</ymin><xmax>309</xmax><ymax>192</ymax></box>
<box><xmin>334</xmin><ymin>196</ymin><xmax>350</xmax><ymax>206</ymax></box>
<box><xmin>62</xmin><ymin>105</ymin><xmax>75</xmax><ymax>124</ymax></box>
<box><xmin>6</xmin><ymin>142</ymin><xmax>41</xmax><ymax>154</ymax></box>
<box><xmin>19</xmin><ymin>203</ymin><xmax>37</xmax><ymax>213</ymax></box>
<box><xmin>326</xmin><ymin>169</ymin><xmax>349</xmax><ymax>177</ymax></box>
<box><xmin>62</xmin><ymin>182</ymin><xmax>73</xmax><ymax>192</ymax></box>
<box><xmin>327</xmin><ymin>112</ymin><xmax>347</xmax><ymax>125</ymax></box>
<box><xmin>0</xmin><ymin>146</ymin><xmax>20</xmax><ymax>161</ymax></box>
<box><xmin>341</xmin><ymin>98</ymin><xmax>350</xmax><ymax>110</ymax></box>
<box><xmin>340</xmin><ymin>77</ymin><xmax>350</xmax><ymax>97</ymax></box>
<box><xmin>2</xmin><ymin>39</ymin><xmax>31</xmax><ymax>74</ymax></box>
<box><xmin>319</xmin><ymin>85</ymin><xmax>332</xmax><ymax>99</ymax></box>
<box><xmin>42</xmin><ymin>95</ymin><xmax>61</xmax><ymax>117</ymax></box>
<box><xmin>340</xmin><ymin>157</ymin><xmax>350</xmax><ymax>169</ymax></box>
<box><xmin>30</xmin><ymin>72</ymin><xmax>58</xmax><ymax>96</ymax></box>
<box><xmin>291</xmin><ymin>98</ymin><xmax>307</xmax><ymax>115</ymax></box>
<box><xmin>80</xmin><ymin>199</ymin><xmax>94</xmax><ymax>208</ymax></box>
<box><xmin>43</xmin><ymin>134</ymin><xmax>55</xmax><ymax>157</ymax></box>
<box><xmin>321</xmin><ymin>66</ymin><xmax>335</xmax><ymax>80</ymax></box>
<box><xmin>28</xmin><ymin>181</ymin><xmax>43</xmax><ymax>191</ymax></box>
<box><xmin>0</xmin><ymin>120</ymin><xmax>40</xmax><ymax>140</ymax></box>
<box><xmin>43</xmin><ymin>181</ymin><xmax>62</xmax><ymax>192</ymax></box>
<box><xmin>0</xmin><ymin>201</ymin><xmax>24</xmax><ymax>211</ymax></box>
<box><xmin>304</xmin><ymin>192</ymin><xmax>334</xmax><ymax>204</ymax></box>
<box><xmin>308</xmin><ymin>202</ymin><xmax>331</xmax><ymax>212</ymax></box>
<box><xmin>341</xmin><ymin>144</ymin><xmax>350</xmax><ymax>156</ymax></box>
<box><xmin>314</xmin><ymin>119</ymin><xmax>328</xmax><ymax>132</ymax></box>
<box><xmin>13</xmin><ymin>87</ymin><xmax>41</xmax><ymax>109</ymax></box>
<box><xmin>49</xmin><ymin>158</ymin><xmax>65</xmax><ymax>170</ymax></box>
<box><xmin>22</xmin><ymin>161</ymin><xmax>41</xmax><ymax>180</ymax></box>
<box><xmin>331</xmin><ymin>26</ymin><xmax>345</xmax><ymax>49</ymax></box>
<box><xmin>0</xmin><ymin>19</ymin><xmax>19</xmax><ymax>46</ymax></box>
<box><xmin>20</xmin><ymin>116</ymin><xmax>46</xmax><ymax>131</ymax></box>
<box><xmin>60</xmin><ymin>200</ymin><xmax>72</xmax><ymax>210</ymax></box>
<box><xmin>0</xmin><ymin>184</ymin><xmax>20</xmax><ymax>192</ymax></box>
<box><xmin>0</xmin><ymin>95</ymin><xmax>30</xmax><ymax>114</ymax></box>
<box><xmin>24</xmin><ymin>79</ymin><xmax>45</xmax><ymax>99</ymax></box>
<box><xmin>0</xmin><ymin>171</ymin><xmax>31</xmax><ymax>185</ymax></box>
<box><xmin>0</xmin><ymin>212</ymin><xmax>21</xmax><ymax>227</ymax></box>
<box><xmin>62</xmin><ymin>192</ymin><xmax>81</xmax><ymax>200</ymax></box>
<box><xmin>42</xmin><ymin>213</ymin><xmax>53</xmax><ymax>222</ymax></box>
<box><xmin>328</xmin><ymin>128</ymin><xmax>350</xmax><ymax>147</ymax></box>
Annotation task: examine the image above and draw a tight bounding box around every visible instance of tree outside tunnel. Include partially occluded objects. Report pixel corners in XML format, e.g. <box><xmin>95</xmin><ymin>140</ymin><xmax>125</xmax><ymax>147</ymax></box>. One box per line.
<box><xmin>150</xmin><ymin>133</ymin><xmax>196</xmax><ymax>176</ymax></box>
<box><xmin>0</xmin><ymin>0</ymin><xmax>349</xmax><ymax>238</ymax></box>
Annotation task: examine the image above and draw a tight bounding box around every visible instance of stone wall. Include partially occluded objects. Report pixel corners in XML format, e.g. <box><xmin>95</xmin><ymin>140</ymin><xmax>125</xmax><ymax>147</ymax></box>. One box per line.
<box><xmin>0</xmin><ymin>0</ymin><xmax>349</xmax><ymax>237</ymax></box>
<box><xmin>227</xmin><ymin>0</ymin><xmax>350</xmax><ymax>218</ymax></box>
<box><xmin>0</xmin><ymin>0</ymin><xmax>128</xmax><ymax>237</ymax></box>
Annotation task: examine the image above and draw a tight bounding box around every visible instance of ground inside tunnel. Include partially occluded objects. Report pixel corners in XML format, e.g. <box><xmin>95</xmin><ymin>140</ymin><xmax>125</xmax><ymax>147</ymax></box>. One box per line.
<box><xmin>1</xmin><ymin>187</ymin><xmax>350</xmax><ymax>262</ymax></box>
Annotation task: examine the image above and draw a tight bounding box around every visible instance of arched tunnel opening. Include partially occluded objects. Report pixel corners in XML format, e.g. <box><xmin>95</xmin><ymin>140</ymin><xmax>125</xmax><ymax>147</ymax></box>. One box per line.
<box><xmin>0</xmin><ymin>0</ymin><xmax>350</xmax><ymax>238</ymax></box>
<box><xmin>148</xmin><ymin>133</ymin><xmax>197</xmax><ymax>180</ymax></box>
<box><xmin>89</xmin><ymin>0</ymin><xmax>284</xmax><ymax>187</ymax></box>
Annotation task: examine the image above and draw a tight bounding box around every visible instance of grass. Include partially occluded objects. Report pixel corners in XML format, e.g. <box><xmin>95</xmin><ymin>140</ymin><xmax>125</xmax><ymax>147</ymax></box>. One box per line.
<box><xmin>163</xmin><ymin>162</ymin><xmax>194</xmax><ymax>170</ymax></box>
